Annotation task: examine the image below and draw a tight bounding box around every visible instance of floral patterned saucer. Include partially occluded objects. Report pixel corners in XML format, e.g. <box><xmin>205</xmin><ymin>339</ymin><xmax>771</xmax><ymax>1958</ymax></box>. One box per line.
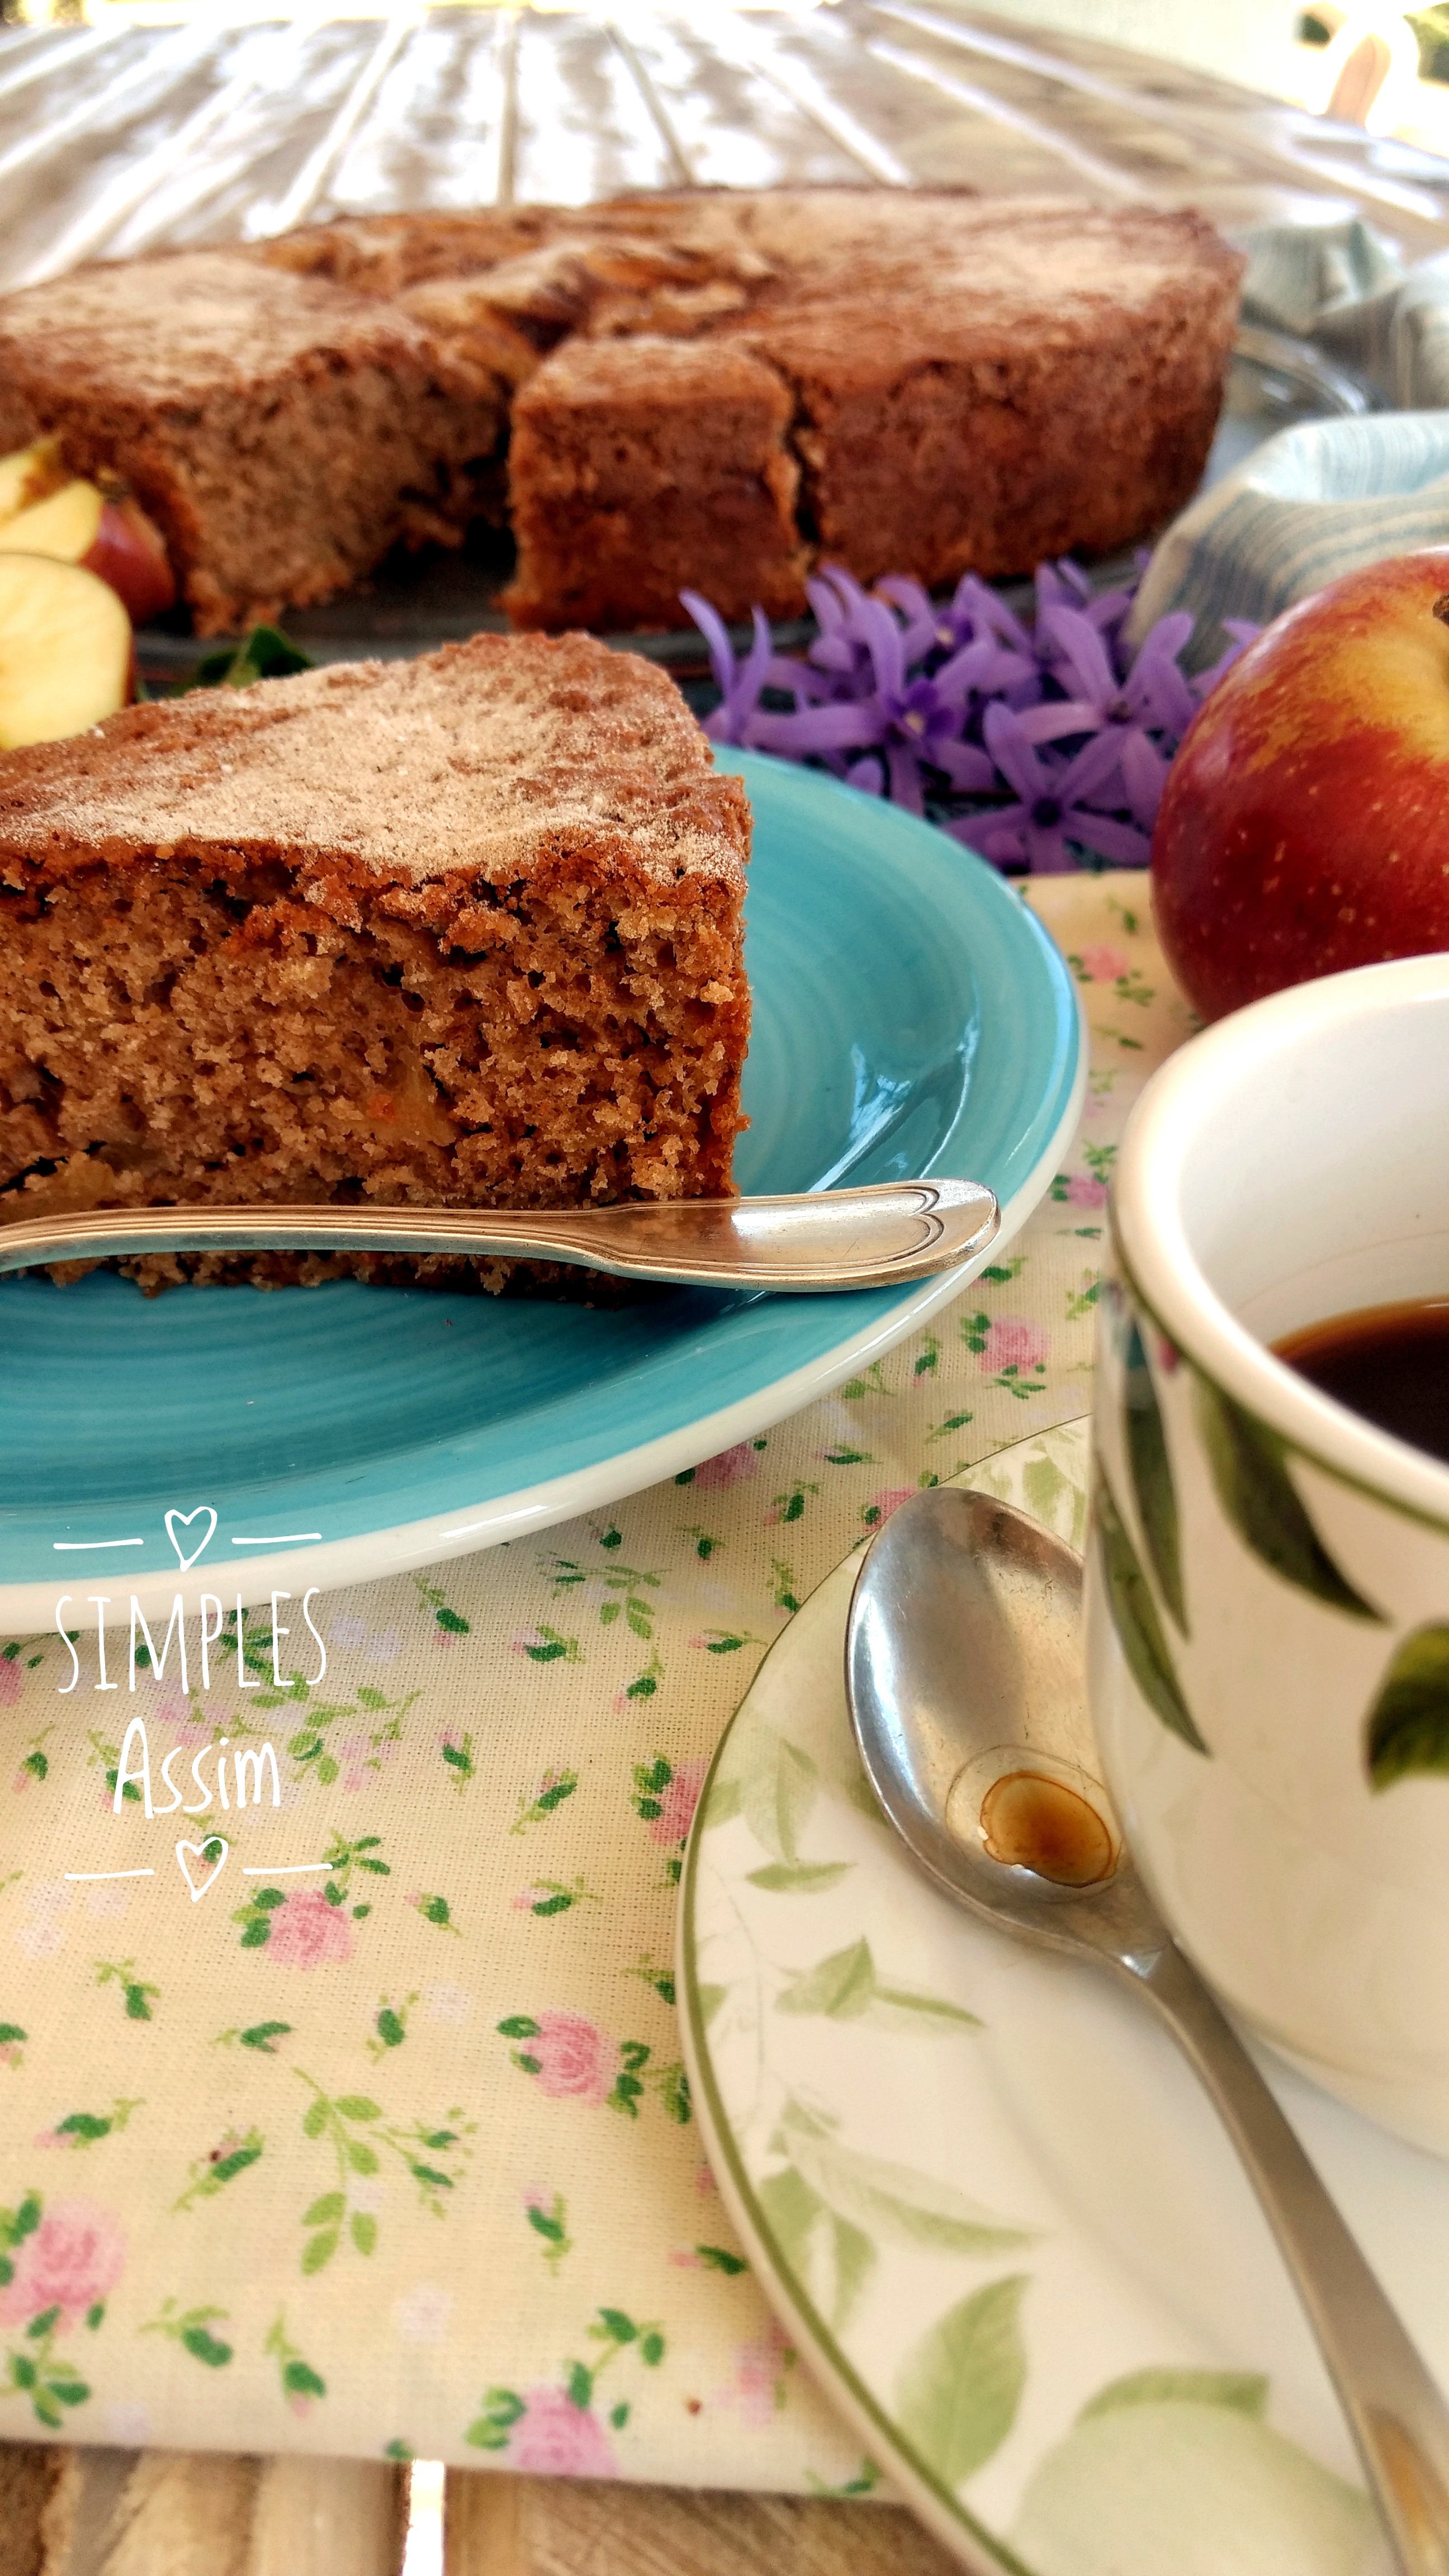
<box><xmin>679</xmin><ymin>1418</ymin><xmax>1449</xmax><ymax>2576</ymax></box>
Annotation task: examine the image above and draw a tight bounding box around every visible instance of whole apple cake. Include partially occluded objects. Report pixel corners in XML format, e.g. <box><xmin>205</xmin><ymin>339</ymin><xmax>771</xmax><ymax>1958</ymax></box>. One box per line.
<box><xmin>0</xmin><ymin>190</ymin><xmax>1243</xmax><ymax>636</ymax></box>
<box><xmin>0</xmin><ymin>632</ymin><xmax>751</xmax><ymax>1290</ymax></box>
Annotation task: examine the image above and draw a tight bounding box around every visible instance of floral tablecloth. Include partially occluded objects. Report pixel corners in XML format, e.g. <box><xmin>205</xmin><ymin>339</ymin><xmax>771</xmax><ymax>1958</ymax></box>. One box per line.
<box><xmin>0</xmin><ymin>872</ymin><xmax>1195</xmax><ymax>2490</ymax></box>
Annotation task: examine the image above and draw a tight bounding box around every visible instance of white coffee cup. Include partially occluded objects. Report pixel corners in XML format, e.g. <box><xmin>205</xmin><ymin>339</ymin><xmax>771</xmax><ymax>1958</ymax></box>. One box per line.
<box><xmin>1087</xmin><ymin>951</ymin><xmax>1449</xmax><ymax>2156</ymax></box>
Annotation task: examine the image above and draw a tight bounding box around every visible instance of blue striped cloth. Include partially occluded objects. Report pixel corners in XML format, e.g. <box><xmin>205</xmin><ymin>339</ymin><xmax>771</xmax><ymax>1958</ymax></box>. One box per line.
<box><xmin>1131</xmin><ymin>217</ymin><xmax>1449</xmax><ymax>650</ymax></box>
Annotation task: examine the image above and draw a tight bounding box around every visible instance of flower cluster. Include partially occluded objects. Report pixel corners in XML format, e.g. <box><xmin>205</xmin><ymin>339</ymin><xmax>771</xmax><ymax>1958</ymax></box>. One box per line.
<box><xmin>683</xmin><ymin>561</ymin><xmax>1256</xmax><ymax>874</ymax></box>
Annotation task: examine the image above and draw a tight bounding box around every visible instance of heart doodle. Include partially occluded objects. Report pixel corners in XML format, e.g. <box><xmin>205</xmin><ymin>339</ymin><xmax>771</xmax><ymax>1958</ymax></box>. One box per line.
<box><xmin>176</xmin><ymin>1837</ymin><xmax>229</xmax><ymax>1902</ymax></box>
<box><xmin>165</xmin><ymin>1504</ymin><xmax>218</xmax><ymax>1572</ymax></box>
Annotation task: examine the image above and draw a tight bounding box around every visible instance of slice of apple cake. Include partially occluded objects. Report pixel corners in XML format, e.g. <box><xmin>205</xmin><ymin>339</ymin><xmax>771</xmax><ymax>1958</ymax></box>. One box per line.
<box><xmin>0</xmin><ymin>632</ymin><xmax>751</xmax><ymax>1291</ymax></box>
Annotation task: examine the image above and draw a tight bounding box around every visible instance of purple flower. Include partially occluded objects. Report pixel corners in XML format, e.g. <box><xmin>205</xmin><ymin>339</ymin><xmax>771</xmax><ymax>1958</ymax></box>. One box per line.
<box><xmin>966</xmin><ymin>707</ymin><xmax>1150</xmax><ymax>873</ymax></box>
<box><xmin>679</xmin><ymin>552</ymin><xmax>1257</xmax><ymax>874</ymax></box>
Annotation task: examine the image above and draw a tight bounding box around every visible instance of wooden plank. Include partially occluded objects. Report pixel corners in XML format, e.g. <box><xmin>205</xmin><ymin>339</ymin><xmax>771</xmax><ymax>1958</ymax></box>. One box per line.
<box><xmin>443</xmin><ymin>2472</ymin><xmax>962</xmax><ymax>2576</ymax></box>
<box><xmin>0</xmin><ymin>2447</ymin><xmax>408</xmax><ymax>2576</ymax></box>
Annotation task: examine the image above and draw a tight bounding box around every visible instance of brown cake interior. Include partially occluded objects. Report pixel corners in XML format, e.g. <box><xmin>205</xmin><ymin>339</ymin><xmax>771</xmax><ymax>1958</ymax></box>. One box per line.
<box><xmin>0</xmin><ymin>253</ymin><xmax>504</xmax><ymax>636</ymax></box>
<box><xmin>0</xmin><ymin>634</ymin><xmax>750</xmax><ymax>1291</ymax></box>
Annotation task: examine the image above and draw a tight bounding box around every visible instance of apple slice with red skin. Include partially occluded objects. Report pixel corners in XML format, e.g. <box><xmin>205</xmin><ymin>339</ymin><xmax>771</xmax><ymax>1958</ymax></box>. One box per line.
<box><xmin>0</xmin><ymin>552</ymin><xmax>131</xmax><ymax>749</ymax></box>
<box><xmin>0</xmin><ymin>475</ymin><xmax>176</xmax><ymax>625</ymax></box>
<box><xmin>1152</xmin><ymin>550</ymin><xmax>1449</xmax><ymax>1022</ymax></box>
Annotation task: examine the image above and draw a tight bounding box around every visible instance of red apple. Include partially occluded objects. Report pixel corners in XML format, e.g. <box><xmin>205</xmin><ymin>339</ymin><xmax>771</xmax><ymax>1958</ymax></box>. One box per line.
<box><xmin>0</xmin><ymin>552</ymin><xmax>131</xmax><ymax>749</ymax></box>
<box><xmin>0</xmin><ymin>471</ymin><xmax>175</xmax><ymax>624</ymax></box>
<box><xmin>86</xmin><ymin>488</ymin><xmax>177</xmax><ymax>624</ymax></box>
<box><xmin>1152</xmin><ymin>549</ymin><xmax>1449</xmax><ymax>1022</ymax></box>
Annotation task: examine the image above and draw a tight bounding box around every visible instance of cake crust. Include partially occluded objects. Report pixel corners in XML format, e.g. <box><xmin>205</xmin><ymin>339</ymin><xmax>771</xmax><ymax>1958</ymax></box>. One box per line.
<box><xmin>0</xmin><ymin>190</ymin><xmax>1243</xmax><ymax>637</ymax></box>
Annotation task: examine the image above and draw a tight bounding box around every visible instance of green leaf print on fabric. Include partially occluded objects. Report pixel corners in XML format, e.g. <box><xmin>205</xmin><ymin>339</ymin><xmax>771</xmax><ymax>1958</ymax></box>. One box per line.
<box><xmin>627</xmin><ymin>1953</ymin><xmax>676</xmax><ymax>2007</ymax></box>
<box><xmin>1363</xmin><ymin>1624</ymin><xmax>1449</xmax><ymax>1788</ymax></box>
<box><xmin>266</xmin><ymin>2312</ymin><xmax>326</xmax><ymax>2418</ymax></box>
<box><xmin>88</xmin><ymin>1732</ymin><xmax>143</xmax><ymax>1806</ymax></box>
<box><xmin>0</xmin><ymin>2024</ymin><xmax>26</xmax><ymax>2070</ymax></box>
<box><xmin>523</xmin><ymin>2190</ymin><xmax>572</xmax><ymax>2272</ymax></box>
<box><xmin>1092</xmin><ymin>1469</ymin><xmax>1208</xmax><ymax>1754</ymax></box>
<box><xmin>439</xmin><ymin>1730</ymin><xmax>475</xmax><ymax>1789</ymax></box>
<box><xmin>13</xmin><ymin>1727</ymin><xmax>53</xmax><ymax>1790</ymax></box>
<box><xmin>367</xmin><ymin>1992</ymin><xmax>417</xmax><ymax>2057</ymax></box>
<box><xmin>775</xmin><ymin>1940</ymin><xmax>982</xmax><ymax>2034</ymax></box>
<box><xmin>514</xmin><ymin>1878</ymin><xmax>599</xmax><ymax>1920</ymax></box>
<box><xmin>415</xmin><ymin>1575</ymin><xmax>471</xmax><ymax>1636</ymax></box>
<box><xmin>511</xmin><ymin>1769</ymin><xmax>579</xmax><ymax>1831</ymax></box>
<box><xmin>408</xmin><ymin>1890</ymin><xmax>462</xmax><ymax>1935</ymax></box>
<box><xmin>143</xmin><ymin>2298</ymin><xmax>234</xmax><ymax>2368</ymax></box>
<box><xmin>894</xmin><ymin>2275</ymin><xmax>1029</xmax><ymax>2493</ymax></box>
<box><xmin>768</xmin><ymin>1483</ymin><xmax>820</xmax><ymax>1527</ymax></box>
<box><xmin>1009</xmin><ymin>2371</ymin><xmax>1374</xmax><ymax>2576</ymax></box>
<box><xmin>806</xmin><ymin>2459</ymin><xmax>884</xmax><ymax>2498</ymax></box>
<box><xmin>1122</xmin><ymin>1321</ymin><xmax>1187</xmax><ymax>1634</ymax></box>
<box><xmin>37</xmin><ymin>2099</ymin><xmax>143</xmax><ymax>2152</ymax></box>
<box><xmin>278</xmin><ymin>1688</ymin><xmax>419</xmax><ymax>1789</ymax></box>
<box><xmin>513</xmin><ymin>1628</ymin><xmax>583</xmax><ymax>1668</ymax></box>
<box><xmin>770</xmin><ymin>1560</ymin><xmax>802</xmax><ymax>1613</ymax></box>
<box><xmin>1195</xmin><ymin>1376</ymin><xmax>1382</xmax><ymax>1621</ymax></box>
<box><xmin>548</xmin><ymin>1549</ymin><xmax>661</xmax><ymax>1641</ymax></box>
<box><xmin>293</xmin><ymin>2069</ymin><xmax>475</xmax><ymax>2268</ymax></box>
<box><xmin>174</xmin><ymin>2126</ymin><xmax>264</xmax><ymax>2212</ymax></box>
<box><xmin>464</xmin><ymin>2386</ymin><xmax>525</xmax><ymax>2451</ymax></box>
<box><xmin>694</xmin><ymin>2244</ymin><xmax>747</xmax><ymax>2275</ymax></box>
<box><xmin>95</xmin><ymin>1959</ymin><xmax>159</xmax><ymax>2023</ymax></box>
<box><xmin>214</xmin><ymin>2021</ymin><xmax>293</xmax><ymax>2054</ymax></box>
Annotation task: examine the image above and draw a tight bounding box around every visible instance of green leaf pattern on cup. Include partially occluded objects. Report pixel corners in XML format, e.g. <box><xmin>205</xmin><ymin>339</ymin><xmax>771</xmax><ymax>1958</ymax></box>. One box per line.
<box><xmin>1363</xmin><ymin>1623</ymin><xmax>1449</xmax><ymax>1789</ymax></box>
<box><xmin>1194</xmin><ymin>1379</ymin><xmax>1382</xmax><ymax>1622</ymax></box>
<box><xmin>1092</xmin><ymin>1468</ymin><xmax>1208</xmax><ymax>1754</ymax></box>
<box><xmin>1123</xmin><ymin>1322</ymin><xmax>1187</xmax><ymax>1634</ymax></box>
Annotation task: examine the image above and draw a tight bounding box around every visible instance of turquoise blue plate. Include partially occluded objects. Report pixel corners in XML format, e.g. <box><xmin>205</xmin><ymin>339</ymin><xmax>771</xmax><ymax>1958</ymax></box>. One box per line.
<box><xmin>0</xmin><ymin>750</ymin><xmax>1083</xmax><ymax>1626</ymax></box>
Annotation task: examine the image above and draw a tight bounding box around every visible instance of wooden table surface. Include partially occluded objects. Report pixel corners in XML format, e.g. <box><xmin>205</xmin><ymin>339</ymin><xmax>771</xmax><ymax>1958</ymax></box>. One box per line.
<box><xmin>0</xmin><ymin>2445</ymin><xmax>967</xmax><ymax>2573</ymax></box>
<box><xmin>4</xmin><ymin>5</ymin><xmax>1448</xmax><ymax>2570</ymax></box>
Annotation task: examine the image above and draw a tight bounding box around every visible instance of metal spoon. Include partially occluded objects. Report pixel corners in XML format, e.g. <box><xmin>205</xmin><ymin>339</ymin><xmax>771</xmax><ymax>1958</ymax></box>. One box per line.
<box><xmin>0</xmin><ymin>1176</ymin><xmax>997</xmax><ymax>1295</ymax></box>
<box><xmin>846</xmin><ymin>1485</ymin><xmax>1449</xmax><ymax>2576</ymax></box>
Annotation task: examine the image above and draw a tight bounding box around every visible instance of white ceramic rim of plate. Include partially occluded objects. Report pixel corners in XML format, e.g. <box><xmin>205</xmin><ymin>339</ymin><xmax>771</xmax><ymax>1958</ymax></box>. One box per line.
<box><xmin>676</xmin><ymin>1426</ymin><xmax>1095</xmax><ymax>2575</ymax></box>
<box><xmin>1114</xmin><ymin>951</ymin><xmax>1449</xmax><ymax>1531</ymax></box>
<box><xmin>0</xmin><ymin>1046</ymin><xmax>1085</xmax><ymax>1632</ymax></box>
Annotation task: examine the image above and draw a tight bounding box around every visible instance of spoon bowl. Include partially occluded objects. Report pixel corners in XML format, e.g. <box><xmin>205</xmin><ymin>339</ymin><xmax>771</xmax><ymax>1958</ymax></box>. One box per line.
<box><xmin>847</xmin><ymin>1485</ymin><xmax>1163</xmax><ymax>1966</ymax></box>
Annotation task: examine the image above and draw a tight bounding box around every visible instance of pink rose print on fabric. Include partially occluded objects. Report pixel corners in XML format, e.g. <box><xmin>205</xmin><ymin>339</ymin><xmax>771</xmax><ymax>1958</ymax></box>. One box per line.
<box><xmin>978</xmin><ymin>1318</ymin><xmax>1049</xmax><ymax>1376</ymax></box>
<box><xmin>646</xmin><ymin>1760</ymin><xmax>707</xmax><ymax>1848</ymax></box>
<box><xmin>1064</xmin><ymin>1172</ymin><xmax>1108</xmax><ymax>1208</ymax></box>
<box><xmin>0</xmin><ymin>1658</ymin><xmax>23</xmax><ymax>1706</ymax></box>
<box><xmin>690</xmin><ymin>1443</ymin><xmax>760</xmax><ymax>1493</ymax></box>
<box><xmin>509</xmin><ymin>2386</ymin><xmax>617</xmax><ymax>2477</ymax></box>
<box><xmin>716</xmin><ymin>2322</ymin><xmax>794</xmax><ymax>2427</ymax></box>
<box><xmin>864</xmin><ymin>1488</ymin><xmax>914</xmax><ymax>1528</ymax></box>
<box><xmin>0</xmin><ymin>2199</ymin><xmax>124</xmax><ymax>2329</ymax></box>
<box><xmin>529</xmin><ymin>2014</ymin><xmax>616</xmax><ymax>2105</ymax></box>
<box><xmin>1076</xmin><ymin>943</ymin><xmax>1129</xmax><ymax>983</ymax></box>
<box><xmin>265</xmin><ymin>1891</ymin><xmax>354</xmax><ymax>1969</ymax></box>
